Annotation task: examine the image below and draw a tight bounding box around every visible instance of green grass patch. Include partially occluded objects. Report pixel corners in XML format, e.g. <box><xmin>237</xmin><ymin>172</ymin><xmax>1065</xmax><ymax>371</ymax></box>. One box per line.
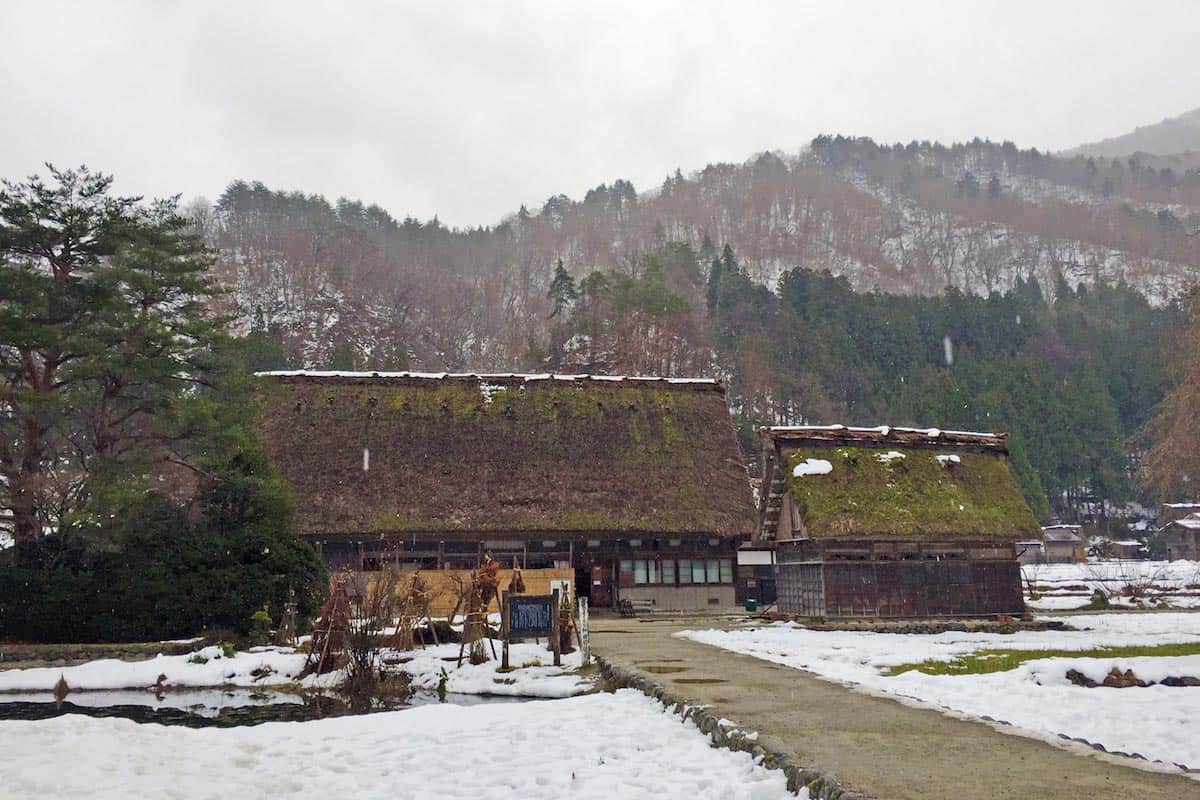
<box><xmin>886</xmin><ymin>642</ymin><xmax>1200</xmax><ymax>676</ymax></box>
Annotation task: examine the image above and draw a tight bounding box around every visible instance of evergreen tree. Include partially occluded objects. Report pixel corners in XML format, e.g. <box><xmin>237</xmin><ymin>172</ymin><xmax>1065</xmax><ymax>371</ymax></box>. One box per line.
<box><xmin>0</xmin><ymin>166</ymin><xmax>220</xmax><ymax>548</ymax></box>
<box><xmin>706</xmin><ymin>257</ymin><xmax>723</xmax><ymax>311</ymax></box>
<box><xmin>547</xmin><ymin>258</ymin><xmax>577</xmax><ymax>317</ymax></box>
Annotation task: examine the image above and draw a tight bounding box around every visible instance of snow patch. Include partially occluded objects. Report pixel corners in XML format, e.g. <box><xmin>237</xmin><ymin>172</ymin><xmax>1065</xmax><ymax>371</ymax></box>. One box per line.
<box><xmin>792</xmin><ymin>458</ymin><xmax>833</xmax><ymax>477</ymax></box>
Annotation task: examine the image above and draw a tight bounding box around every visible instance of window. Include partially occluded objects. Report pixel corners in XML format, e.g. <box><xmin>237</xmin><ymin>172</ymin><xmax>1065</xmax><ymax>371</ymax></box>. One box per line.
<box><xmin>678</xmin><ymin>560</ymin><xmax>692</xmax><ymax>584</ymax></box>
<box><xmin>630</xmin><ymin>559</ymin><xmax>661</xmax><ymax>585</ymax></box>
<box><xmin>662</xmin><ymin>559</ymin><xmax>676</xmax><ymax>584</ymax></box>
<box><xmin>707</xmin><ymin>559</ymin><xmax>719</xmax><ymax>583</ymax></box>
<box><xmin>719</xmin><ymin>558</ymin><xmax>734</xmax><ymax>584</ymax></box>
<box><xmin>692</xmin><ymin>560</ymin><xmax>707</xmax><ymax>584</ymax></box>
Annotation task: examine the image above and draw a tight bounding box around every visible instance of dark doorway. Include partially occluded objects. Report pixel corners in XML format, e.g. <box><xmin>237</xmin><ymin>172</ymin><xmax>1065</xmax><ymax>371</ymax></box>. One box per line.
<box><xmin>576</xmin><ymin>560</ymin><xmax>614</xmax><ymax>608</ymax></box>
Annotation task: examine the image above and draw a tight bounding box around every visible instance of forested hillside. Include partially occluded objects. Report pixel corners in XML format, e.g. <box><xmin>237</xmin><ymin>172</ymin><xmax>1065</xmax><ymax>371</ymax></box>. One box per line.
<box><xmin>193</xmin><ymin>135</ymin><xmax>1200</xmax><ymax>523</ymax></box>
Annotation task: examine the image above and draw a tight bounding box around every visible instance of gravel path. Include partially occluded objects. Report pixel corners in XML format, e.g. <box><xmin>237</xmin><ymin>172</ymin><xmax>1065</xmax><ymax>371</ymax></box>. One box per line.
<box><xmin>591</xmin><ymin>615</ymin><xmax>1197</xmax><ymax>799</ymax></box>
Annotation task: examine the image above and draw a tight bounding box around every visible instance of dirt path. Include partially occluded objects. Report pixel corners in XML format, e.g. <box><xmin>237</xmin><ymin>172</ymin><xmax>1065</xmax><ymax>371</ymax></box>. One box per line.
<box><xmin>591</xmin><ymin>615</ymin><xmax>1198</xmax><ymax>800</ymax></box>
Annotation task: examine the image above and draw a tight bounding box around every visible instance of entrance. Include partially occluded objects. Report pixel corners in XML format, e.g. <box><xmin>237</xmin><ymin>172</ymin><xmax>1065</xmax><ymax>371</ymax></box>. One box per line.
<box><xmin>576</xmin><ymin>560</ymin><xmax>614</xmax><ymax>608</ymax></box>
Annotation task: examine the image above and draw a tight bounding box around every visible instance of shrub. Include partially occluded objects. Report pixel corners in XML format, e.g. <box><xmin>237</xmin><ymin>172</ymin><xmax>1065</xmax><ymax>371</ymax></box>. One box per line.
<box><xmin>0</xmin><ymin>455</ymin><xmax>326</xmax><ymax>643</ymax></box>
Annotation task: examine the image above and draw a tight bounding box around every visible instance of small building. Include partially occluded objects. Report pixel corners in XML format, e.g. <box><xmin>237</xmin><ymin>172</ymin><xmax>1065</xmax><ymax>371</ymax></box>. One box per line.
<box><xmin>1107</xmin><ymin>540</ymin><xmax>1147</xmax><ymax>560</ymax></box>
<box><xmin>1157</xmin><ymin>502</ymin><xmax>1200</xmax><ymax>529</ymax></box>
<box><xmin>1041</xmin><ymin>525</ymin><xmax>1085</xmax><ymax>563</ymax></box>
<box><xmin>1161</xmin><ymin>513</ymin><xmax>1200</xmax><ymax>561</ymax></box>
<box><xmin>757</xmin><ymin>425</ymin><xmax>1037</xmax><ymax>618</ymax></box>
<box><xmin>255</xmin><ymin>371</ymin><xmax>756</xmax><ymax>611</ymax></box>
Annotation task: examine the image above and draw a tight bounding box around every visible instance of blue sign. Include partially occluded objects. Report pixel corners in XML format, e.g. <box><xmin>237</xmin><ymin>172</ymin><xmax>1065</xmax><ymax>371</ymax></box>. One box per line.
<box><xmin>508</xmin><ymin>594</ymin><xmax>554</xmax><ymax>638</ymax></box>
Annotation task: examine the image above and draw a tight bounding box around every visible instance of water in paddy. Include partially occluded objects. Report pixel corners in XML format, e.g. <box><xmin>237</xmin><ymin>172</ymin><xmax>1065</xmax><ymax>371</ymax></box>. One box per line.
<box><xmin>0</xmin><ymin>688</ymin><xmax>539</xmax><ymax>728</ymax></box>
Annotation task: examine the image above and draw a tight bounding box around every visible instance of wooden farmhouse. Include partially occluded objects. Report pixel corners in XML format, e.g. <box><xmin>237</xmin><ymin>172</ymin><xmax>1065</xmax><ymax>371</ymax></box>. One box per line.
<box><xmin>757</xmin><ymin>425</ymin><xmax>1039</xmax><ymax>618</ymax></box>
<box><xmin>255</xmin><ymin>371</ymin><xmax>756</xmax><ymax>611</ymax></box>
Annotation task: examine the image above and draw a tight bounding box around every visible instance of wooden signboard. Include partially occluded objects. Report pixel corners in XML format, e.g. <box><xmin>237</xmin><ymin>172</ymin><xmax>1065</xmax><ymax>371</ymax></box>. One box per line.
<box><xmin>502</xmin><ymin>589</ymin><xmax>561</xmax><ymax>669</ymax></box>
<box><xmin>507</xmin><ymin>594</ymin><xmax>555</xmax><ymax>638</ymax></box>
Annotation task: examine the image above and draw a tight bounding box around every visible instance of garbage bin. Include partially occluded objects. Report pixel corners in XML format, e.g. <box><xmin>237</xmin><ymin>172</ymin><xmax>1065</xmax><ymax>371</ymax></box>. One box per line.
<box><xmin>744</xmin><ymin>598</ymin><xmax>758</xmax><ymax>612</ymax></box>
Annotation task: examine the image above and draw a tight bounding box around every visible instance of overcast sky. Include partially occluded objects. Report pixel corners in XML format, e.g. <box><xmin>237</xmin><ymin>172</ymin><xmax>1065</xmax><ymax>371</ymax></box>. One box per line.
<box><xmin>2</xmin><ymin>1</ymin><xmax>1198</xmax><ymax>227</ymax></box>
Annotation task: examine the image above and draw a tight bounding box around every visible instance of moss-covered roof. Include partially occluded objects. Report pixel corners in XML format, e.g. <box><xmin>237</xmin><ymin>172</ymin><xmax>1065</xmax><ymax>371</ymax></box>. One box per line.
<box><xmin>256</xmin><ymin>373</ymin><xmax>755</xmax><ymax>538</ymax></box>
<box><xmin>781</xmin><ymin>444</ymin><xmax>1040</xmax><ymax>540</ymax></box>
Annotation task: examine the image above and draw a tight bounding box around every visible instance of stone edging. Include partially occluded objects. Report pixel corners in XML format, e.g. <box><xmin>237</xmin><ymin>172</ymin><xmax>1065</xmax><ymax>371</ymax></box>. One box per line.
<box><xmin>597</xmin><ymin>657</ymin><xmax>869</xmax><ymax>799</ymax></box>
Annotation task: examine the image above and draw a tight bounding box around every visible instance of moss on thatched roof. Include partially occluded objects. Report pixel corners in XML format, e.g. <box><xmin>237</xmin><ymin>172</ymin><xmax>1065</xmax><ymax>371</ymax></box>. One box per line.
<box><xmin>256</xmin><ymin>373</ymin><xmax>755</xmax><ymax>538</ymax></box>
<box><xmin>781</xmin><ymin>443</ymin><xmax>1040</xmax><ymax>541</ymax></box>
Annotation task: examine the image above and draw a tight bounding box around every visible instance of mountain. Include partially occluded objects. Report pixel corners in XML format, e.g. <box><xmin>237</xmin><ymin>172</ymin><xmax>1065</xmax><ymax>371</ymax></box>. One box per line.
<box><xmin>1064</xmin><ymin>107</ymin><xmax>1200</xmax><ymax>159</ymax></box>
<box><xmin>201</xmin><ymin>135</ymin><xmax>1200</xmax><ymax>373</ymax></box>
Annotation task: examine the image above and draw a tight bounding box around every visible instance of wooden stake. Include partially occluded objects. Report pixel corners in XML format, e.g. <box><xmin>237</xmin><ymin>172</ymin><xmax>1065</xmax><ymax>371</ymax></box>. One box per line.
<box><xmin>551</xmin><ymin>588</ymin><xmax>562</xmax><ymax>667</ymax></box>
<box><xmin>500</xmin><ymin>593</ymin><xmax>510</xmax><ymax>671</ymax></box>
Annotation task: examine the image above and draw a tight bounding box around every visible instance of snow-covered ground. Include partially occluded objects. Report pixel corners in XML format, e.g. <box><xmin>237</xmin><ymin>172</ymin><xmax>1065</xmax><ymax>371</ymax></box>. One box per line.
<box><xmin>1023</xmin><ymin>560</ymin><xmax>1200</xmax><ymax>611</ymax></box>
<box><xmin>680</xmin><ymin>613</ymin><xmax>1200</xmax><ymax>771</ymax></box>
<box><xmin>386</xmin><ymin>638</ymin><xmax>591</xmax><ymax>698</ymax></box>
<box><xmin>0</xmin><ymin>645</ymin><xmax>325</xmax><ymax>693</ymax></box>
<box><xmin>0</xmin><ymin>639</ymin><xmax>591</xmax><ymax>700</ymax></box>
<box><xmin>0</xmin><ymin>689</ymin><xmax>794</xmax><ymax>800</ymax></box>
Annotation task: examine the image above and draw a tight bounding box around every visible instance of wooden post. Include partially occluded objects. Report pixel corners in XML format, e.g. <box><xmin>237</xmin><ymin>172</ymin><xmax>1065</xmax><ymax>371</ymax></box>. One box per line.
<box><xmin>500</xmin><ymin>592</ymin><xmax>510</xmax><ymax>671</ymax></box>
<box><xmin>576</xmin><ymin>597</ymin><xmax>590</xmax><ymax>666</ymax></box>
<box><xmin>551</xmin><ymin>588</ymin><xmax>562</xmax><ymax>667</ymax></box>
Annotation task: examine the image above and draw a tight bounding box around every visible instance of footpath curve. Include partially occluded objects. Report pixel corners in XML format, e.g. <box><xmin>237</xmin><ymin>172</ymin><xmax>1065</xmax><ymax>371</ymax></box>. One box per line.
<box><xmin>590</xmin><ymin>615</ymin><xmax>1197</xmax><ymax>800</ymax></box>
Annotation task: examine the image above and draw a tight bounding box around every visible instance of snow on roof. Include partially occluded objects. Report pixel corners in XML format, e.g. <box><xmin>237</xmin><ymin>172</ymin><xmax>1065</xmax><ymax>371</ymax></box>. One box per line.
<box><xmin>1164</xmin><ymin>502</ymin><xmax>1200</xmax><ymax>508</ymax></box>
<box><xmin>1042</xmin><ymin>524</ymin><xmax>1082</xmax><ymax>530</ymax></box>
<box><xmin>256</xmin><ymin>370</ymin><xmax>719</xmax><ymax>387</ymax></box>
<box><xmin>1170</xmin><ymin>514</ymin><xmax>1200</xmax><ymax>530</ymax></box>
<box><xmin>792</xmin><ymin>458</ymin><xmax>833</xmax><ymax>477</ymax></box>
<box><xmin>1112</xmin><ymin>540</ymin><xmax>1145</xmax><ymax>547</ymax></box>
<box><xmin>1042</xmin><ymin>529</ymin><xmax>1081</xmax><ymax>542</ymax></box>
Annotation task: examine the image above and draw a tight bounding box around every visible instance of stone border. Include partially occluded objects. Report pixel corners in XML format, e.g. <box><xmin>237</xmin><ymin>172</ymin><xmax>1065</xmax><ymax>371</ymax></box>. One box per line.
<box><xmin>597</xmin><ymin>657</ymin><xmax>869</xmax><ymax>799</ymax></box>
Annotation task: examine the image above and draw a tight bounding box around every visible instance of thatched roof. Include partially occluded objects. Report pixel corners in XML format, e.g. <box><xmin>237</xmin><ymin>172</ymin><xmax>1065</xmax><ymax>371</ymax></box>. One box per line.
<box><xmin>759</xmin><ymin>425</ymin><xmax>1040</xmax><ymax>541</ymax></box>
<box><xmin>256</xmin><ymin>371</ymin><xmax>755</xmax><ymax>539</ymax></box>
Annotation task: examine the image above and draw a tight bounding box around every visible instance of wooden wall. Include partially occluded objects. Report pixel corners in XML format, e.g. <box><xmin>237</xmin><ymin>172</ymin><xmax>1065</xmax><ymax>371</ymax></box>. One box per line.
<box><xmin>364</xmin><ymin>568</ymin><xmax>576</xmax><ymax>617</ymax></box>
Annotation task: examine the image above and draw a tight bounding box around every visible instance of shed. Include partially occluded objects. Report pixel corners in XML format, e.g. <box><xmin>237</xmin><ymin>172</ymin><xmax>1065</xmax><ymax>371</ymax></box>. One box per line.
<box><xmin>1161</xmin><ymin>513</ymin><xmax>1200</xmax><ymax>561</ymax></box>
<box><xmin>255</xmin><ymin>371</ymin><xmax>756</xmax><ymax>611</ymax></box>
<box><xmin>1041</xmin><ymin>525</ymin><xmax>1084</xmax><ymax>563</ymax></box>
<box><xmin>758</xmin><ymin>425</ymin><xmax>1037</xmax><ymax>618</ymax></box>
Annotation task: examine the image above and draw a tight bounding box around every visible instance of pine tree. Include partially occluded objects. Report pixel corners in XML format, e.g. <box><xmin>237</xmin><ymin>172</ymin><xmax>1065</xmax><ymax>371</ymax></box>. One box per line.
<box><xmin>0</xmin><ymin>166</ymin><xmax>221</xmax><ymax>548</ymax></box>
<box><xmin>547</xmin><ymin>258</ymin><xmax>577</xmax><ymax>318</ymax></box>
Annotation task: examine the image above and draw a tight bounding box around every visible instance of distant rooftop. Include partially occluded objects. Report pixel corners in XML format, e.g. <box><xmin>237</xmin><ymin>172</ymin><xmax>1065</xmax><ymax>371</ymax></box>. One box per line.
<box><xmin>761</xmin><ymin>424</ymin><xmax>1007</xmax><ymax>453</ymax></box>
<box><xmin>1169</xmin><ymin>513</ymin><xmax>1200</xmax><ymax>530</ymax></box>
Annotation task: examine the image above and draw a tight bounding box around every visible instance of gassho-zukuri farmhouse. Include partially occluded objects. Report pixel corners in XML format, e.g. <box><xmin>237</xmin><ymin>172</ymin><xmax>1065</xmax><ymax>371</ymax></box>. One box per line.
<box><xmin>254</xmin><ymin>371</ymin><xmax>1039</xmax><ymax>617</ymax></box>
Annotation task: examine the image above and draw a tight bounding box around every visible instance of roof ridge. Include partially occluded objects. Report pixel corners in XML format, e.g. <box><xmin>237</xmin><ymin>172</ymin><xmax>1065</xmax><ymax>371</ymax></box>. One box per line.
<box><xmin>255</xmin><ymin>370</ymin><xmax>720</xmax><ymax>387</ymax></box>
